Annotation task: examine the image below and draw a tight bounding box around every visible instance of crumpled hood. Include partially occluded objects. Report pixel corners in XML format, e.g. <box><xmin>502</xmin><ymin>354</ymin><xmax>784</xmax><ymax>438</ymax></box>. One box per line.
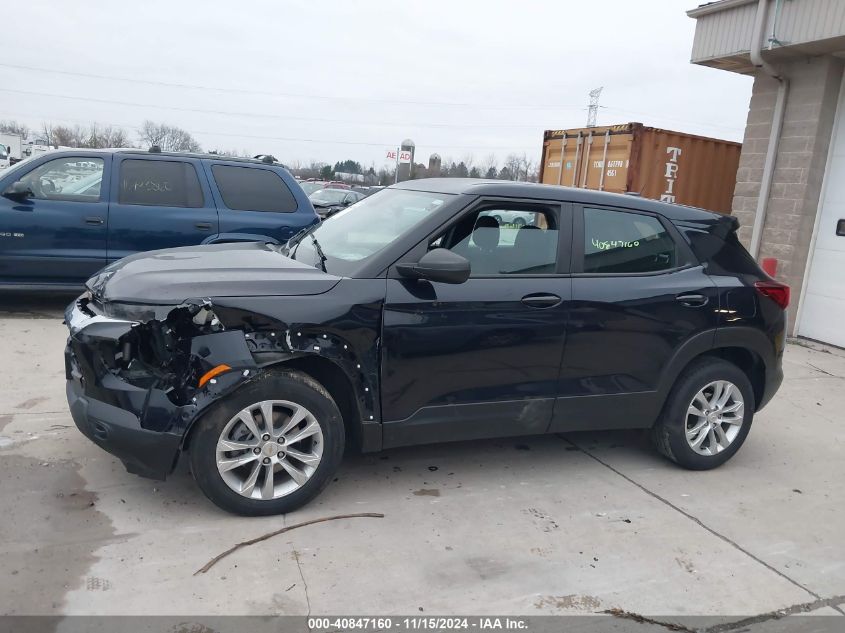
<box><xmin>87</xmin><ymin>242</ymin><xmax>341</xmax><ymax>304</ymax></box>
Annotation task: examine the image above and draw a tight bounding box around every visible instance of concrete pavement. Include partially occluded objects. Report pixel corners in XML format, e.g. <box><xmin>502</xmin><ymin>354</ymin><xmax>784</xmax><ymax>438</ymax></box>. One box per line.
<box><xmin>0</xmin><ymin>295</ymin><xmax>842</xmax><ymax>630</ymax></box>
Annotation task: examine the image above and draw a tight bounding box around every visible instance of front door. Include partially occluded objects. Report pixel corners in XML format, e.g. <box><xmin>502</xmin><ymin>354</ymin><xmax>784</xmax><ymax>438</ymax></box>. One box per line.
<box><xmin>551</xmin><ymin>204</ymin><xmax>719</xmax><ymax>432</ymax></box>
<box><xmin>381</xmin><ymin>199</ymin><xmax>572</xmax><ymax>448</ymax></box>
<box><xmin>107</xmin><ymin>156</ymin><xmax>218</xmax><ymax>263</ymax></box>
<box><xmin>0</xmin><ymin>154</ymin><xmax>109</xmax><ymax>284</ymax></box>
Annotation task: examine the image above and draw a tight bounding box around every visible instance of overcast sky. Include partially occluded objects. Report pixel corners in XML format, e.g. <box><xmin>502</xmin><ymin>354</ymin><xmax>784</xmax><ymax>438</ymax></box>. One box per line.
<box><xmin>2</xmin><ymin>0</ymin><xmax>752</xmax><ymax>169</ymax></box>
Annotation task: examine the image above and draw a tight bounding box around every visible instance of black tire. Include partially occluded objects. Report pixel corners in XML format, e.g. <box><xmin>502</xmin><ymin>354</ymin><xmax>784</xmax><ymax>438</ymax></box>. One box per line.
<box><xmin>189</xmin><ymin>369</ymin><xmax>345</xmax><ymax>516</ymax></box>
<box><xmin>651</xmin><ymin>357</ymin><xmax>755</xmax><ymax>470</ymax></box>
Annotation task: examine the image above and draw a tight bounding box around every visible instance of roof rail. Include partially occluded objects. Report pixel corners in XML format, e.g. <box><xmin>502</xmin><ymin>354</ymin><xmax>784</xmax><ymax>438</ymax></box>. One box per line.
<box><xmin>253</xmin><ymin>154</ymin><xmax>277</xmax><ymax>164</ymax></box>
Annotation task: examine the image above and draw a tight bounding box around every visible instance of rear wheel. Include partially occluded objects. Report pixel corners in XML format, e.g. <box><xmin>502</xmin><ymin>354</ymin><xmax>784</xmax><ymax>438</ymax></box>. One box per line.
<box><xmin>651</xmin><ymin>358</ymin><xmax>754</xmax><ymax>470</ymax></box>
<box><xmin>190</xmin><ymin>369</ymin><xmax>344</xmax><ymax>515</ymax></box>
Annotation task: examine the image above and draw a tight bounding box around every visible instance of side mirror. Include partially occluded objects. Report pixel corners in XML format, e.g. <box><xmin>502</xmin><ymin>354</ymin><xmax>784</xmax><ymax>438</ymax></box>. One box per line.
<box><xmin>396</xmin><ymin>248</ymin><xmax>471</xmax><ymax>284</ymax></box>
<box><xmin>3</xmin><ymin>181</ymin><xmax>34</xmax><ymax>200</ymax></box>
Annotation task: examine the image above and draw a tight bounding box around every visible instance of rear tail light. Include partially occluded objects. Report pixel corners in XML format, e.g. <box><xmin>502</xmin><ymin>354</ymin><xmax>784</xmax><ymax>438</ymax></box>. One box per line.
<box><xmin>754</xmin><ymin>280</ymin><xmax>790</xmax><ymax>310</ymax></box>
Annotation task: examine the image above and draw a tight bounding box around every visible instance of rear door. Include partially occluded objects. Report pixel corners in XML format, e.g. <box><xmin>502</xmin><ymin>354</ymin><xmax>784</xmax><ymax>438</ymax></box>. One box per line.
<box><xmin>381</xmin><ymin>198</ymin><xmax>572</xmax><ymax>447</ymax></box>
<box><xmin>205</xmin><ymin>162</ymin><xmax>316</xmax><ymax>244</ymax></box>
<box><xmin>0</xmin><ymin>153</ymin><xmax>110</xmax><ymax>284</ymax></box>
<box><xmin>551</xmin><ymin>204</ymin><xmax>719</xmax><ymax>432</ymax></box>
<box><xmin>107</xmin><ymin>155</ymin><xmax>218</xmax><ymax>262</ymax></box>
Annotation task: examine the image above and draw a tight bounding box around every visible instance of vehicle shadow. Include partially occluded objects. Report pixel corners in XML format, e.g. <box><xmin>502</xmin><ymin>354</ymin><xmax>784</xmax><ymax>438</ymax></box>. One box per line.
<box><xmin>156</xmin><ymin>428</ymin><xmax>664</xmax><ymax>518</ymax></box>
<box><xmin>0</xmin><ymin>291</ymin><xmax>78</xmax><ymax>319</ymax></box>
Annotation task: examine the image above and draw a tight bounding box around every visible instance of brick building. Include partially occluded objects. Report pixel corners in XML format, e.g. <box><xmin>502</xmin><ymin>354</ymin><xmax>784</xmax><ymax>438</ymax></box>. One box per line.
<box><xmin>688</xmin><ymin>0</ymin><xmax>845</xmax><ymax>348</ymax></box>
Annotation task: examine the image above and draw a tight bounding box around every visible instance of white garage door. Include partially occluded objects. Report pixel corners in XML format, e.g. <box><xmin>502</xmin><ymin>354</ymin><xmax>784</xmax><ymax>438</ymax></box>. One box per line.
<box><xmin>799</xmin><ymin>75</ymin><xmax>845</xmax><ymax>348</ymax></box>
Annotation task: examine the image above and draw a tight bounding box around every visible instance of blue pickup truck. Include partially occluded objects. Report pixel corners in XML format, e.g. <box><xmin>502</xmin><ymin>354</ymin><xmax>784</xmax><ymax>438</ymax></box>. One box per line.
<box><xmin>0</xmin><ymin>148</ymin><xmax>319</xmax><ymax>289</ymax></box>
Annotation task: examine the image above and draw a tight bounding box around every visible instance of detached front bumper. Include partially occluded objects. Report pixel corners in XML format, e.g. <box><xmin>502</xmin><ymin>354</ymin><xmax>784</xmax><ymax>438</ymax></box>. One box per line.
<box><xmin>64</xmin><ymin>297</ymin><xmax>257</xmax><ymax>480</ymax></box>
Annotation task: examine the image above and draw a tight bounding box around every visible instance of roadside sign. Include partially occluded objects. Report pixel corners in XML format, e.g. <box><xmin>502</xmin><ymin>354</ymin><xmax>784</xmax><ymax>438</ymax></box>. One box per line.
<box><xmin>387</xmin><ymin>149</ymin><xmax>413</xmax><ymax>164</ymax></box>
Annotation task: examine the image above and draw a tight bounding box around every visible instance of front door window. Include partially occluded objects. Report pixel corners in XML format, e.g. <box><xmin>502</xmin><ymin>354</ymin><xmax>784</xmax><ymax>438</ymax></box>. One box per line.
<box><xmin>19</xmin><ymin>157</ymin><xmax>104</xmax><ymax>201</ymax></box>
<box><xmin>436</xmin><ymin>207</ymin><xmax>559</xmax><ymax>276</ymax></box>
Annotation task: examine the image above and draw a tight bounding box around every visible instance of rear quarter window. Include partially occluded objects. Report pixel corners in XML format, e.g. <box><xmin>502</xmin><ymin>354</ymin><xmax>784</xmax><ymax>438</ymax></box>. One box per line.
<box><xmin>682</xmin><ymin>226</ymin><xmax>762</xmax><ymax>276</ymax></box>
<box><xmin>211</xmin><ymin>165</ymin><xmax>297</xmax><ymax>213</ymax></box>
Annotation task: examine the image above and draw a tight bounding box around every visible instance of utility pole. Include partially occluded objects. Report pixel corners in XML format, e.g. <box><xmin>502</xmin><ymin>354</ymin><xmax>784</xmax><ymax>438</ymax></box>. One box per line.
<box><xmin>587</xmin><ymin>87</ymin><xmax>603</xmax><ymax>128</ymax></box>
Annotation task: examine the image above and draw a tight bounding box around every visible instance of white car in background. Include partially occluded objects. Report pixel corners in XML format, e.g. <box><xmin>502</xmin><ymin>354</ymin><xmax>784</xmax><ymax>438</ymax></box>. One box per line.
<box><xmin>490</xmin><ymin>210</ymin><xmax>535</xmax><ymax>226</ymax></box>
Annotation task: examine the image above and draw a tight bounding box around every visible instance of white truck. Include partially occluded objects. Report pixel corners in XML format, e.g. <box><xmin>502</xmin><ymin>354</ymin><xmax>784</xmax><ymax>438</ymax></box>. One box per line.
<box><xmin>23</xmin><ymin>138</ymin><xmax>53</xmax><ymax>159</ymax></box>
<box><xmin>0</xmin><ymin>133</ymin><xmax>23</xmax><ymax>170</ymax></box>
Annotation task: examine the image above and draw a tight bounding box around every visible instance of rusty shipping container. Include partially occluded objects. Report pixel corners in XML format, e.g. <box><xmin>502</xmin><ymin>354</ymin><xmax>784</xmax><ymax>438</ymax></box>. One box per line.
<box><xmin>539</xmin><ymin>123</ymin><xmax>741</xmax><ymax>214</ymax></box>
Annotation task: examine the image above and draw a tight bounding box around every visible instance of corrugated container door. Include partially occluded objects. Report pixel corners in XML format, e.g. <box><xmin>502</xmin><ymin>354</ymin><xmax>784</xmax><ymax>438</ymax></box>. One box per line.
<box><xmin>587</xmin><ymin>130</ymin><xmax>633</xmax><ymax>193</ymax></box>
<box><xmin>542</xmin><ymin>134</ymin><xmax>583</xmax><ymax>187</ymax></box>
<box><xmin>540</xmin><ymin>137</ymin><xmax>564</xmax><ymax>185</ymax></box>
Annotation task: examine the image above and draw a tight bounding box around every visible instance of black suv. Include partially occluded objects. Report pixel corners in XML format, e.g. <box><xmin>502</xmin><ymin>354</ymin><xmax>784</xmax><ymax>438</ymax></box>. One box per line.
<box><xmin>64</xmin><ymin>179</ymin><xmax>788</xmax><ymax>515</ymax></box>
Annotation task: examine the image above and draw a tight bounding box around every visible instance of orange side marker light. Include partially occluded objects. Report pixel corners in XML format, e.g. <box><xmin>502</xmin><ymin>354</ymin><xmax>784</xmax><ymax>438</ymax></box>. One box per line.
<box><xmin>198</xmin><ymin>364</ymin><xmax>232</xmax><ymax>388</ymax></box>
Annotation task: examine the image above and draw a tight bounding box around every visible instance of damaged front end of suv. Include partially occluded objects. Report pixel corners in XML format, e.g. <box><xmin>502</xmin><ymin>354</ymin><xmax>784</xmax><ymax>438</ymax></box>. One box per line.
<box><xmin>63</xmin><ymin>242</ymin><xmax>382</xmax><ymax>485</ymax></box>
<box><xmin>65</xmin><ymin>292</ymin><xmax>265</xmax><ymax>479</ymax></box>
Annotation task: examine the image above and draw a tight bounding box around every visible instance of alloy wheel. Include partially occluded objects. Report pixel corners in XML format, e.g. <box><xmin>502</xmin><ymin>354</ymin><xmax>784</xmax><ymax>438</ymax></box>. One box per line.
<box><xmin>215</xmin><ymin>400</ymin><xmax>324</xmax><ymax>500</ymax></box>
<box><xmin>685</xmin><ymin>380</ymin><xmax>744</xmax><ymax>456</ymax></box>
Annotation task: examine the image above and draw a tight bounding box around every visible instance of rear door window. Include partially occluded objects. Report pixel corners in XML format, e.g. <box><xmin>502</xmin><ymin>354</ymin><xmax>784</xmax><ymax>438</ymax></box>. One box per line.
<box><xmin>211</xmin><ymin>165</ymin><xmax>297</xmax><ymax>213</ymax></box>
<box><xmin>582</xmin><ymin>207</ymin><xmax>678</xmax><ymax>273</ymax></box>
<box><xmin>118</xmin><ymin>159</ymin><xmax>204</xmax><ymax>207</ymax></box>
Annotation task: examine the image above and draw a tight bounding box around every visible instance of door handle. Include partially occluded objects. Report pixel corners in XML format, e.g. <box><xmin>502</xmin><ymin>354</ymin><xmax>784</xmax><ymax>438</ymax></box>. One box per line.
<box><xmin>84</xmin><ymin>216</ymin><xmax>104</xmax><ymax>225</ymax></box>
<box><xmin>521</xmin><ymin>293</ymin><xmax>562</xmax><ymax>308</ymax></box>
<box><xmin>836</xmin><ymin>219</ymin><xmax>845</xmax><ymax>236</ymax></box>
<box><xmin>194</xmin><ymin>222</ymin><xmax>213</xmax><ymax>231</ymax></box>
<box><xmin>676</xmin><ymin>293</ymin><xmax>709</xmax><ymax>307</ymax></box>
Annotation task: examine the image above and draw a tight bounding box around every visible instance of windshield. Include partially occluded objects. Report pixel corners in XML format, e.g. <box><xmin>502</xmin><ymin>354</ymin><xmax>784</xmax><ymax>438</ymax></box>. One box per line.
<box><xmin>290</xmin><ymin>188</ymin><xmax>453</xmax><ymax>275</ymax></box>
<box><xmin>0</xmin><ymin>154</ymin><xmax>37</xmax><ymax>178</ymax></box>
<box><xmin>309</xmin><ymin>189</ymin><xmax>347</xmax><ymax>204</ymax></box>
<box><xmin>0</xmin><ymin>144</ymin><xmax>7</xmax><ymax>158</ymax></box>
<box><xmin>300</xmin><ymin>182</ymin><xmax>325</xmax><ymax>195</ymax></box>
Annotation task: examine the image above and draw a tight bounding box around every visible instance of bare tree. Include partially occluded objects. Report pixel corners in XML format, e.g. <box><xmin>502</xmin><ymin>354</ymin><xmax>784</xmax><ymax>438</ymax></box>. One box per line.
<box><xmin>38</xmin><ymin>123</ymin><xmax>132</xmax><ymax>149</ymax></box>
<box><xmin>377</xmin><ymin>166</ymin><xmax>395</xmax><ymax>186</ymax></box>
<box><xmin>521</xmin><ymin>154</ymin><xmax>540</xmax><ymax>182</ymax></box>
<box><xmin>92</xmin><ymin>125</ymin><xmax>132</xmax><ymax>148</ymax></box>
<box><xmin>41</xmin><ymin>123</ymin><xmax>56</xmax><ymax>147</ymax></box>
<box><xmin>209</xmin><ymin>148</ymin><xmax>251</xmax><ymax>158</ymax></box>
<box><xmin>80</xmin><ymin>124</ymin><xmax>129</xmax><ymax>149</ymax></box>
<box><xmin>503</xmin><ymin>154</ymin><xmax>522</xmax><ymax>181</ymax></box>
<box><xmin>0</xmin><ymin>120</ymin><xmax>30</xmax><ymax>138</ymax></box>
<box><xmin>499</xmin><ymin>153</ymin><xmax>539</xmax><ymax>181</ymax></box>
<box><xmin>482</xmin><ymin>154</ymin><xmax>498</xmax><ymax>176</ymax></box>
<box><xmin>138</xmin><ymin>121</ymin><xmax>201</xmax><ymax>152</ymax></box>
<box><xmin>50</xmin><ymin>125</ymin><xmax>84</xmax><ymax>147</ymax></box>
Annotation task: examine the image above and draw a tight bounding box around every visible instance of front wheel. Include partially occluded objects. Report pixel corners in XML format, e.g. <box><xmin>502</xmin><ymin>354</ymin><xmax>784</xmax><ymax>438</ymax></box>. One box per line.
<box><xmin>189</xmin><ymin>369</ymin><xmax>345</xmax><ymax>516</ymax></box>
<box><xmin>651</xmin><ymin>358</ymin><xmax>754</xmax><ymax>470</ymax></box>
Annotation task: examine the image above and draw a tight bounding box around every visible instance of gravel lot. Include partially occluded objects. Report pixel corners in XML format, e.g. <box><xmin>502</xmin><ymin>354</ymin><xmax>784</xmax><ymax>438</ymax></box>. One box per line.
<box><xmin>0</xmin><ymin>294</ymin><xmax>843</xmax><ymax>630</ymax></box>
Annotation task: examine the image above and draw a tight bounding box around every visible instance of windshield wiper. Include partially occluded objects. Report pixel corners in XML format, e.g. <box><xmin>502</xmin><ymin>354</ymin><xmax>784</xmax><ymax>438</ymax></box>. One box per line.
<box><xmin>309</xmin><ymin>233</ymin><xmax>328</xmax><ymax>273</ymax></box>
<box><xmin>285</xmin><ymin>224</ymin><xmax>317</xmax><ymax>258</ymax></box>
